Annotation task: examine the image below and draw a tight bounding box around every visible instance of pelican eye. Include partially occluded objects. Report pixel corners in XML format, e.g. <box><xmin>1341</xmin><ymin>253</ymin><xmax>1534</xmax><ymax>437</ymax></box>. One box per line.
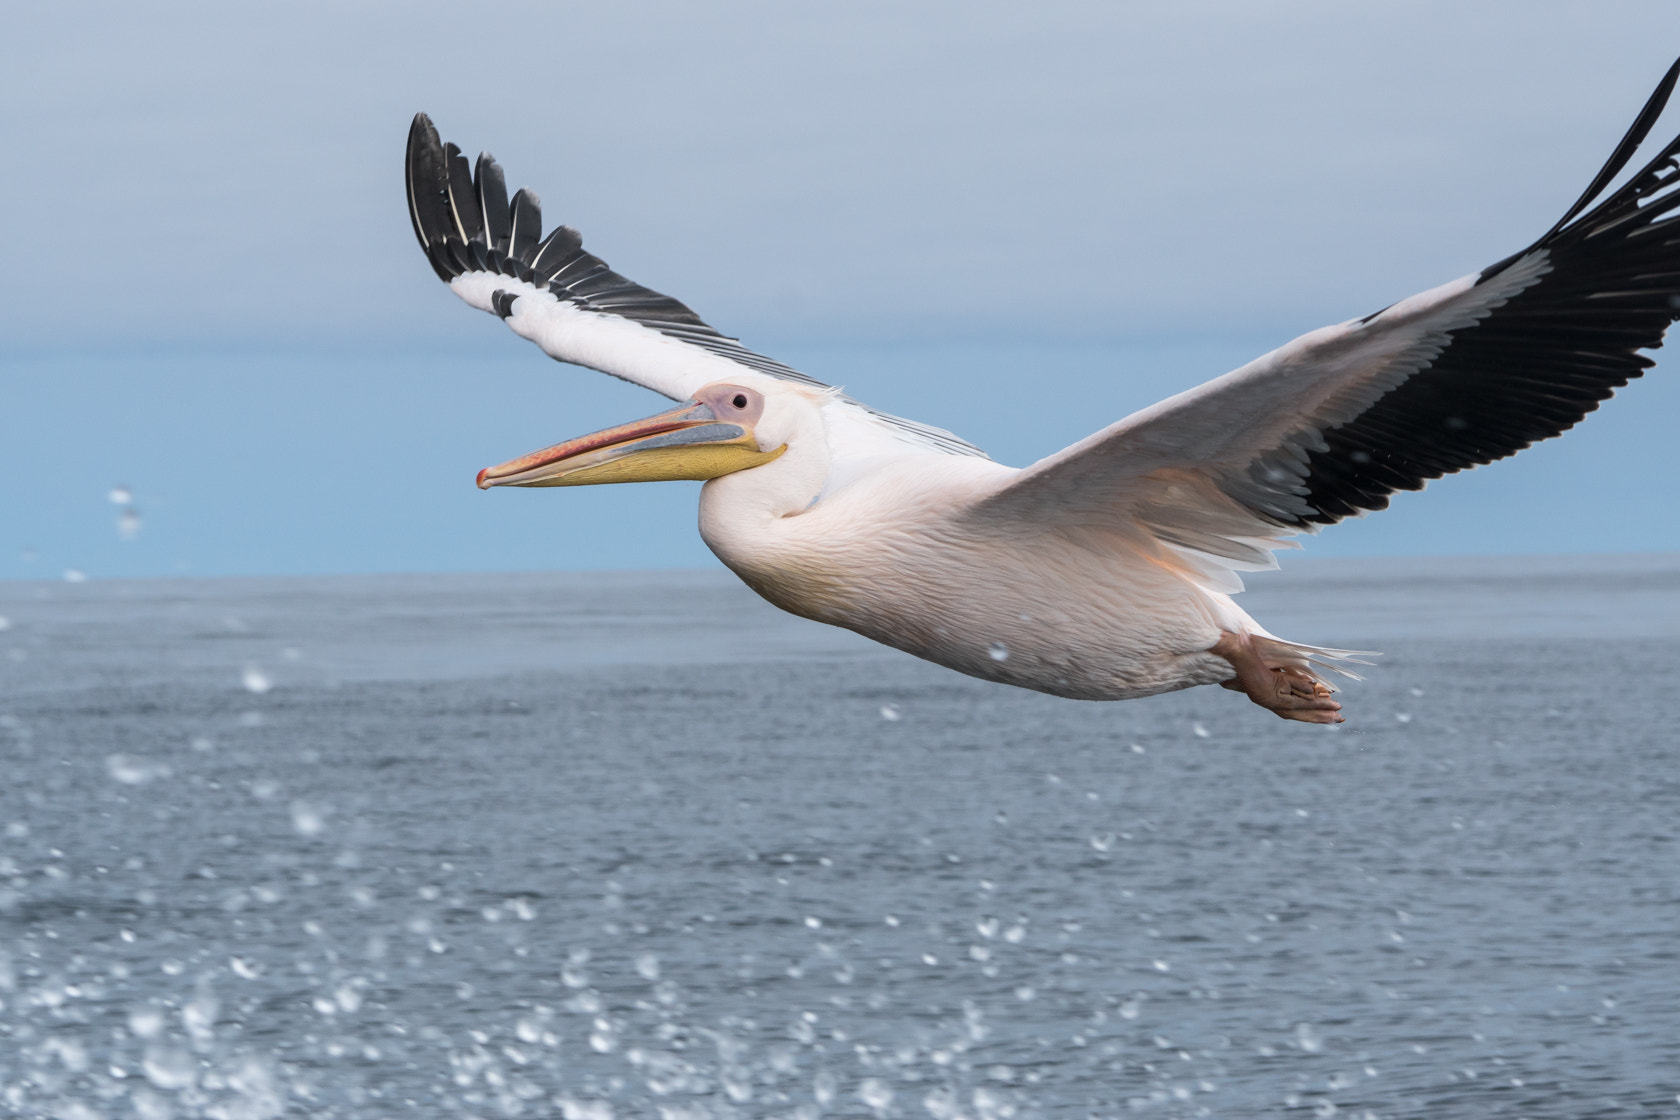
<box><xmin>731</xmin><ymin>394</ymin><xmax>748</xmax><ymax>409</ymax></box>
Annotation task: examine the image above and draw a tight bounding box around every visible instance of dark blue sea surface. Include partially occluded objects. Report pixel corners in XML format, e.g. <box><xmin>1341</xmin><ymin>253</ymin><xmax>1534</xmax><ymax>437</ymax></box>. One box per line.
<box><xmin>0</xmin><ymin>555</ymin><xmax>1677</xmax><ymax>1119</ymax></box>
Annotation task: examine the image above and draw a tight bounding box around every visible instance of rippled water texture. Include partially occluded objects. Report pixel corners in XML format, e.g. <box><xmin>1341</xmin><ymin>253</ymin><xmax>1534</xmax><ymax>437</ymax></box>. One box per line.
<box><xmin>1</xmin><ymin>555</ymin><xmax>1677</xmax><ymax>1119</ymax></box>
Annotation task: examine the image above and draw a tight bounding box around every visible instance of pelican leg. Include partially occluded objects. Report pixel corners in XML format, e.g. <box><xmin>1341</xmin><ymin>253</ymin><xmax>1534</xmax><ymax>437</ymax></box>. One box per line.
<box><xmin>1211</xmin><ymin>632</ymin><xmax>1344</xmax><ymax>724</ymax></box>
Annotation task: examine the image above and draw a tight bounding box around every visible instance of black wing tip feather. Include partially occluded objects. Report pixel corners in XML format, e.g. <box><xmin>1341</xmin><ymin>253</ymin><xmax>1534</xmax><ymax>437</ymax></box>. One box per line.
<box><xmin>405</xmin><ymin>113</ymin><xmax>456</xmax><ymax>283</ymax></box>
<box><xmin>1544</xmin><ymin>54</ymin><xmax>1680</xmax><ymax>240</ymax></box>
<box><xmin>403</xmin><ymin>112</ymin><xmax>715</xmax><ymax>331</ymax></box>
<box><xmin>1295</xmin><ymin>58</ymin><xmax>1680</xmax><ymax>529</ymax></box>
<box><xmin>1480</xmin><ymin>55</ymin><xmax>1680</xmax><ymax>284</ymax></box>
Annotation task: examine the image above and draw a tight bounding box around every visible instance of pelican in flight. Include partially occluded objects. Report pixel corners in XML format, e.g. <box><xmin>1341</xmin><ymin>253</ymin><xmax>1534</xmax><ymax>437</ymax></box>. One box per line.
<box><xmin>407</xmin><ymin>60</ymin><xmax>1680</xmax><ymax>724</ymax></box>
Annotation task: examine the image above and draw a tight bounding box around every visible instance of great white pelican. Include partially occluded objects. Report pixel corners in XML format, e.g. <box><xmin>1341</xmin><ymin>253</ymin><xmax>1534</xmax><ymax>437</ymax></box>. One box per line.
<box><xmin>406</xmin><ymin>59</ymin><xmax>1680</xmax><ymax>724</ymax></box>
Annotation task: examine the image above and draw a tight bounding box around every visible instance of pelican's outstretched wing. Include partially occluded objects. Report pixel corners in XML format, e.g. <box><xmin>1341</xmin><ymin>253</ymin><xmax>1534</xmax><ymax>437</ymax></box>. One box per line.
<box><xmin>405</xmin><ymin>114</ymin><xmax>984</xmax><ymax>459</ymax></box>
<box><xmin>973</xmin><ymin>59</ymin><xmax>1680</xmax><ymax>575</ymax></box>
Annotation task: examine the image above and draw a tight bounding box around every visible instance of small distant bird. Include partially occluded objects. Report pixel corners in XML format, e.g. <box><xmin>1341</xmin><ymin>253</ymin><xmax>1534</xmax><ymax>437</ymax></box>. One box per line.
<box><xmin>407</xmin><ymin>59</ymin><xmax>1680</xmax><ymax>723</ymax></box>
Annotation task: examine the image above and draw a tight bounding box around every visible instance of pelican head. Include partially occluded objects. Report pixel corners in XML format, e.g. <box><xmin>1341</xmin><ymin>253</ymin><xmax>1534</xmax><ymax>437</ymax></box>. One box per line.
<box><xmin>476</xmin><ymin>381</ymin><xmax>801</xmax><ymax>490</ymax></box>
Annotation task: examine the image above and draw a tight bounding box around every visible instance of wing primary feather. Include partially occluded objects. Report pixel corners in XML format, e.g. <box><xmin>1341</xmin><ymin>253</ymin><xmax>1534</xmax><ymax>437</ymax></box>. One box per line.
<box><xmin>474</xmin><ymin>153</ymin><xmax>512</xmax><ymax>254</ymax></box>
<box><xmin>443</xmin><ymin>143</ymin><xmax>481</xmax><ymax>245</ymax></box>
<box><xmin>1544</xmin><ymin>56</ymin><xmax>1680</xmax><ymax>239</ymax></box>
<box><xmin>508</xmin><ymin>188</ymin><xmax>542</xmax><ymax>262</ymax></box>
<box><xmin>528</xmin><ymin>225</ymin><xmax>584</xmax><ymax>278</ymax></box>
<box><xmin>405</xmin><ymin>114</ymin><xmax>457</xmax><ymax>282</ymax></box>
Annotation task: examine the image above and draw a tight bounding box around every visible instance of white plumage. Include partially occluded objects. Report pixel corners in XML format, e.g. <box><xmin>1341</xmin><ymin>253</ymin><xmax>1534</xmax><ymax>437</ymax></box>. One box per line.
<box><xmin>407</xmin><ymin>58</ymin><xmax>1680</xmax><ymax>723</ymax></box>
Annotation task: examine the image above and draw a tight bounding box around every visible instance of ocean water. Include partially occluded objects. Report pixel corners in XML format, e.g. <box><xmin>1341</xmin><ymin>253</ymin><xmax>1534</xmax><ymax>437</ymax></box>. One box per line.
<box><xmin>0</xmin><ymin>555</ymin><xmax>1677</xmax><ymax>1119</ymax></box>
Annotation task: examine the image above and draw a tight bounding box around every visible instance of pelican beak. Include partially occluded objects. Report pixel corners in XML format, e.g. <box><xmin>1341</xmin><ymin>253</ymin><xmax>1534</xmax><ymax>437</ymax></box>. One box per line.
<box><xmin>477</xmin><ymin>400</ymin><xmax>784</xmax><ymax>489</ymax></box>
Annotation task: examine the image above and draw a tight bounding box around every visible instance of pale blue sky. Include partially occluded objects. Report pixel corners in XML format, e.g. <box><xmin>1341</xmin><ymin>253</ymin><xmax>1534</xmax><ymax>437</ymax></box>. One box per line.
<box><xmin>3</xmin><ymin>2</ymin><xmax>1679</xmax><ymax>578</ymax></box>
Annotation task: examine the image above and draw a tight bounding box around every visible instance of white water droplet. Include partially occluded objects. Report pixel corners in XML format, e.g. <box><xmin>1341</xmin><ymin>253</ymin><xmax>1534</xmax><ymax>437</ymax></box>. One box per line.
<box><xmin>1192</xmin><ymin>722</ymin><xmax>1211</xmax><ymax>738</ymax></box>
<box><xmin>721</xmin><ymin>1065</ymin><xmax>754</xmax><ymax>1102</ymax></box>
<box><xmin>108</xmin><ymin>485</ymin><xmax>133</xmax><ymax>505</ymax></box>
<box><xmin>117</xmin><ymin>508</ymin><xmax>142</xmax><ymax>541</ymax></box>
<box><xmin>558</xmin><ymin>1100</ymin><xmax>614</xmax><ymax>1120</ymax></box>
<box><xmin>879</xmin><ymin>704</ymin><xmax>900</xmax><ymax>721</ymax></box>
<box><xmin>142</xmin><ymin>1044</ymin><xmax>196</xmax><ymax>1091</ymax></box>
<box><xmin>1295</xmin><ymin>1022</ymin><xmax>1324</xmax><ymax>1053</ymax></box>
<box><xmin>1394</xmin><ymin>712</ymin><xmax>1412</xmax><ymax>723</ymax></box>
<box><xmin>987</xmin><ymin>642</ymin><xmax>1010</xmax><ymax>662</ymax></box>
<box><xmin>635</xmin><ymin>953</ymin><xmax>660</xmax><ymax>981</ymax></box>
<box><xmin>241</xmin><ymin>666</ymin><xmax>272</xmax><ymax>694</ymax></box>
<box><xmin>107</xmin><ymin>754</ymin><xmax>166</xmax><ymax>786</ymax></box>
<box><xmin>334</xmin><ymin>982</ymin><xmax>363</xmax><ymax>1013</ymax></box>
<box><xmin>858</xmin><ymin>1077</ymin><xmax>894</xmax><ymax>1112</ymax></box>
<box><xmin>62</xmin><ymin>569</ymin><xmax>87</xmax><ymax>583</ymax></box>
<box><xmin>923</xmin><ymin>1087</ymin><xmax>960</xmax><ymax>1119</ymax></box>
<box><xmin>46</xmin><ymin>1036</ymin><xmax>89</xmax><ymax>1073</ymax></box>
<box><xmin>129</xmin><ymin>1005</ymin><xmax>165</xmax><ymax>1039</ymax></box>
<box><xmin>182</xmin><ymin>981</ymin><xmax>218</xmax><ymax>1045</ymax></box>
<box><xmin>290</xmin><ymin>801</ymin><xmax>325</xmax><ymax>837</ymax></box>
<box><xmin>1090</xmin><ymin>832</ymin><xmax>1116</xmax><ymax>852</ymax></box>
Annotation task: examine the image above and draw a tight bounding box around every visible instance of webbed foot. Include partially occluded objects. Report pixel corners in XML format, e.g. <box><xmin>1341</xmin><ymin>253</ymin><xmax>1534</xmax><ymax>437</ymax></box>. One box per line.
<box><xmin>1212</xmin><ymin>631</ymin><xmax>1344</xmax><ymax>724</ymax></box>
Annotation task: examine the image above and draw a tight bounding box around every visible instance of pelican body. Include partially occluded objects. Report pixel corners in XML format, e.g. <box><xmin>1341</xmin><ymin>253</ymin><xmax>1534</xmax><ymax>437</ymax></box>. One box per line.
<box><xmin>409</xmin><ymin>59</ymin><xmax>1680</xmax><ymax>723</ymax></box>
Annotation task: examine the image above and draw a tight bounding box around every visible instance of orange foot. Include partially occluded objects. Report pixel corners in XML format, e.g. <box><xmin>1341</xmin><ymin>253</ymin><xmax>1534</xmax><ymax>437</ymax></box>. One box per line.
<box><xmin>1212</xmin><ymin>631</ymin><xmax>1344</xmax><ymax>724</ymax></box>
